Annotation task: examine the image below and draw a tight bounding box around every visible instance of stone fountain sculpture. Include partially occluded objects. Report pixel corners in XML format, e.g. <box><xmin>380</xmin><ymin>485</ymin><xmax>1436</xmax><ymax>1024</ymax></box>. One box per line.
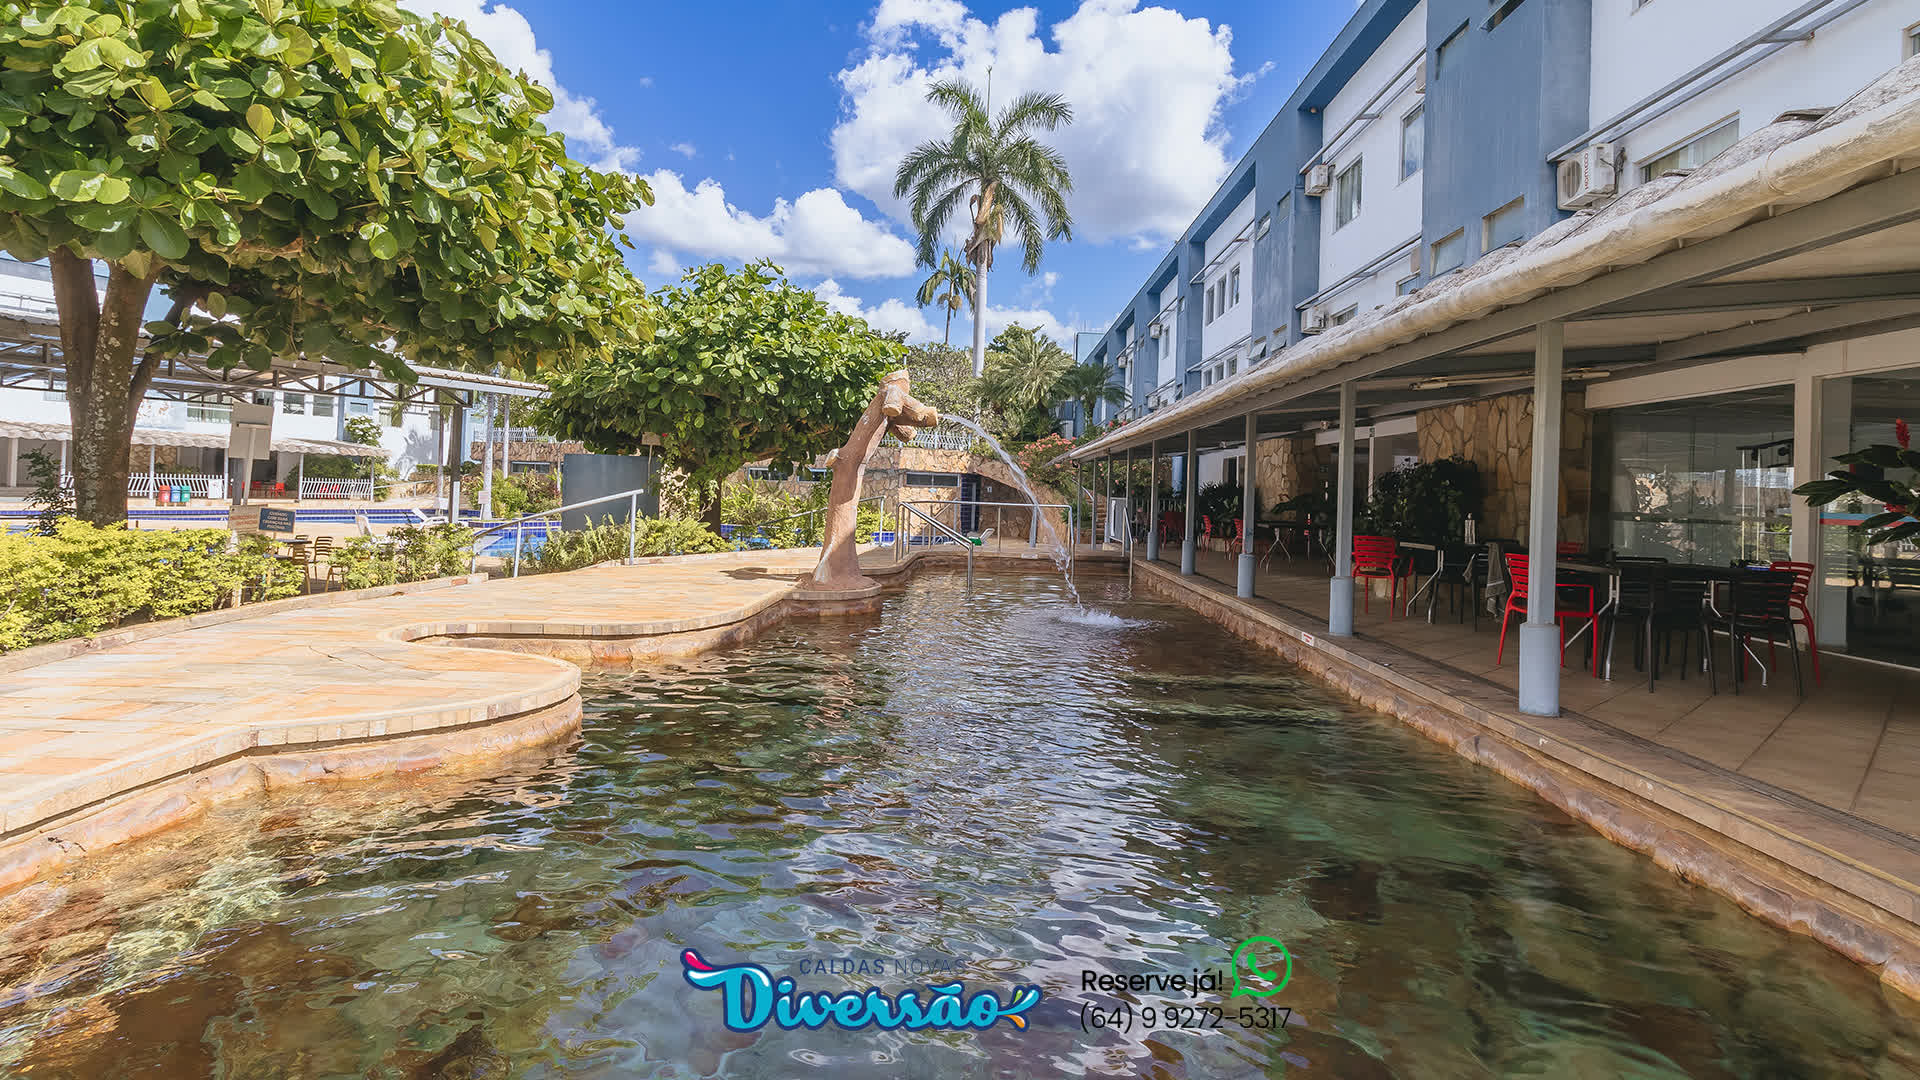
<box><xmin>808</xmin><ymin>369</ymin><xmax>937</xmax><ymax>592</ymax></box>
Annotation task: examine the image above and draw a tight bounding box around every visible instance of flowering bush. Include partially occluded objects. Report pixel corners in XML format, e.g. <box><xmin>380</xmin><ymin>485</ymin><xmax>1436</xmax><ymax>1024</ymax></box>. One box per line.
<box><xmin>1794</xmin><ymin>415</ymin><xmax>1920</xmax><ymax>545</ymax></box>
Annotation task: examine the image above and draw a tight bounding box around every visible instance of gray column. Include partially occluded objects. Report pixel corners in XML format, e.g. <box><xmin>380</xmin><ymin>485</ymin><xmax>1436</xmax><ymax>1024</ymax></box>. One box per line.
<box><xmin>1519</xmin><ymin>321</ymin><xmax>1565</xmax><ymax>718</ymax></box>
<box><xmin>1146</xmin><ymin>439</ymin><xmax>1161</xmax><ymax>562</ymax></box>
<box><xmin>1238</xmin><ymin>412</ymin><xmax>1257</xmax><ymax>597</ymax></box>
<box><xmin>1123</xmin><ymin>446</ymin><xmax>1134</xmax><ymax>558</ymax></box>
<box><xmin>1330</xmin><ymin>382</ymin><xmax>1357</xmax><ymax>636</ymax></box>
<box><xmin>1181</xmin><ymin>429</ymin><xmax>1197</xmax><ymax>575</ymax></box>
<box><xmin>445</xmin><ymin>402</ymin><xmax>467</xmax><ymax>522</ymax></box>
<box><xmin>1076</xmin><ymin>460</ymin><xmax>1086</xmax><ymax>547</ymax></box>
<box><xmin>4</xmin><ymin>436</ymin><xmax>16</xmax><ymax>488</ymax></box>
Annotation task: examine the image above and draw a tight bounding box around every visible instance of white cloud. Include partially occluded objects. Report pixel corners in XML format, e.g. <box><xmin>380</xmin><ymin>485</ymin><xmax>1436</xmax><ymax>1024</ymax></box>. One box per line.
<box><xmin>669</xmin><ymin>142</ymin><xmax>698</xmax><ymax>159</ymax></box>
<box><xmin>404</xmin><ymin>0</ymin><xmax>641</xmax><ymax>169</ymax></box>
<box><xmin>627</xmin><ymin>172</ymin><xmax>919</xmax><ymax>280</ymax></box>
<box><xmin>646</xmin><ymin>249</ymin><xmax>683</xmax><ymax>280</ymax></box>
<box><xmin>813</xmin><ymin>279</ymin><xmax>938</xmax><ymax>339</ymax></box>
<box><xmin>833</xmin><ymin>0</ymin><xmax>1256</xmax><ymax>248</ymax></box>
<box><xmin>980</xmin><ymin>303</ymin><xmax>1078</xmax><ymax>349</ymax></box>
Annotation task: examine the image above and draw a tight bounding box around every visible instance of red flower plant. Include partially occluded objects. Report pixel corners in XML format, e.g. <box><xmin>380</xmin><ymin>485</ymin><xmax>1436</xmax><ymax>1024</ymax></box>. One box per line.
<box><xmin>1896</xmin><ymin>417</ymin><xmax>1910</xmax><ymax>450</ymax></box>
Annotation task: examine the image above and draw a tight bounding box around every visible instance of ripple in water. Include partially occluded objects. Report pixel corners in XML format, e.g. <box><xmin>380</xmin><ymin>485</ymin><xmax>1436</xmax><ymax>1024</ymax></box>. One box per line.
<box><xmin>1</xmin><ymin>570</ymin><xmax>1917</xmax><ymax>1078</ymax></box>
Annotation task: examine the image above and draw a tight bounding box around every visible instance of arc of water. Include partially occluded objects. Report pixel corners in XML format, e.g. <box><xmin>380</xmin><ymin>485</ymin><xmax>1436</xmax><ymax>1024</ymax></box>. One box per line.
<box><xmin>938</xmin><ymin>415</ymin><xmax>1080</xmax><ymax>606</ymax></box>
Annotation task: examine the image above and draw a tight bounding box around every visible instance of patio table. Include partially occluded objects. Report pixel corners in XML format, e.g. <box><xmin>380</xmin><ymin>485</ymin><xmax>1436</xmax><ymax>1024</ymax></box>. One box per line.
<box><xmin>1559</xmin><ymin>560</ymin><xmax>1620</xmax><ymax>678</ymax></box>
<box><xmin>1398</xmin><ymin>541</ymin><xmax>1443</xmax><ymax>622</ymax></box>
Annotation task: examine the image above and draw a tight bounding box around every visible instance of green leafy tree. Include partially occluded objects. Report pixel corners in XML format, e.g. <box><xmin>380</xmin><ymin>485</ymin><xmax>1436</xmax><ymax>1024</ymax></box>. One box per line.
<box><xmin>21</xmin><ymin>449</ymin><xmax>72</xmax><ymax>535</ymax></box>
<box><xmin>1053</xmin><ymin>360</ymin><xmax>1126</xmax><ymax>434</ymax></box>
<box><xmin>901</xmin><ymin>342</ymin><xmax>978</xmax><ymax>422</ymax></box>
<box><xmin>343</xmin><ymin>415</ymin><xmax>382</xmax><ymax>446</ymax></box>
<box><xmin>0</xmin><ymin>0</ymin><xmax>652</xmax><ymax>524</ymax></box>
<box><xmin>980</xmin><ymin>324</ymin><xmax>1072</xmax><ymax>438</ymax></box>
<box><xmin>914</xmin><ymin>248</ymin><xmax>975</xmax><ymax>347</ymax></box>
<box><xmin>536</xmin><ymin>262</ymin><xmax>905</xmax><ymax>529</ymax></box>
<box><xmin>894</xmin><ymin>79</ymin><xmax>1073</xmax><ymax>377</ymax></box>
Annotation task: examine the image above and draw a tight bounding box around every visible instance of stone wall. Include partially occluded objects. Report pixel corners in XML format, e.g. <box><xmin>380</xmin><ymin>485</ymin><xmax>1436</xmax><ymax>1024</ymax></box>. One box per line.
<box><xmin>1252</xmin><ymin>434</ymin><xmax>1331</xmax><ymax>508</ymax></box>
<box><xmin>1415</xmin><ymin>388</ymin><xmax>1589</xmax><ymax>544</ymax></box>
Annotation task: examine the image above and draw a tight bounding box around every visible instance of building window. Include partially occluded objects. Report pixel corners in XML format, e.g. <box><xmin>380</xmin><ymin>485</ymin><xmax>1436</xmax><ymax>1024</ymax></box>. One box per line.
<box><xmin>1435</xmin><ymin>23</ymin><xmax>1468</xmax><ymax>76</ymax></box>
<box><xmin>282</xmin><ymin>393</ymin><xmax>306</xmax><ymax>415</ymax></box>
<box><xmin>1640</xmin><ymin>118</ymin><xmax>1739</xmax><ymax>181</ymax></box>
<box><xmin>1907</xmin><ymin>21</ymin><xmax>1920</xmax><ymax>58</ymax></box>
<box><xmin>1229</xmin><ymin>266</ymin><xmax>1240</xmax><ymax>307</ymax></box>
<box><xmin>1401</xmin><ymin>103</ymin><xmax>1424</xmax><ymax>180</ymax></box>
<box><xmin>1205</xmin><ymin>284</ymin><xmax>1216</xmax><ymax>323</ymax></box>
<box><xmin>348</xmin><ymin>400</ymin><xmax>371</xmax><ymax>416</ymax></box>
<box><xmin>1329</xmin><ymin>306</ymin><xmax>1358</xmax><ymax>328</ymax></box>
<box><xmin>250</xmin><ymin>391</ymin><xmax>273</xmax><ymax>406</ymax></box>
<box><xmin>1256</xmin><ymin>213</ymin><xmax>1272</xmax><ymax>239</ymax></box>
<box><xmin>186</xmin><ymin>402</ymin><xmax>231</xmax><ymax>423</ymax></box>
<box><xmin>1334</xmin><ymin>159</ymin><xmax>1363</xmax><ymax>228</ymax></box>
<box><xmin>1431</xmin><ymin>229</ymin><xmax>1466</xmax><ymax>275</ymax></box>
<box><xmin>1484</xmin><ymin>0</ymin><xmax>1525</xmax><ymax>32</ymax></box>
<box><xmin>1396</xmin><ymin>275</ymin><xmax>1420</xmax><ymax>296</ymax></box>
<box><xmin>1482</xmin><ymin>197</ymin><xmax>1526</xmax><ymax>252</ymax></box>
<box><xmin>312</xmin><ymin>394</ymin><xmax>335</xmax><ymax>418</ymax></box>
<box><xmin>41</xmin><ymin>379</ymin><xmax>64</xmax><ymax>402</ymax></box>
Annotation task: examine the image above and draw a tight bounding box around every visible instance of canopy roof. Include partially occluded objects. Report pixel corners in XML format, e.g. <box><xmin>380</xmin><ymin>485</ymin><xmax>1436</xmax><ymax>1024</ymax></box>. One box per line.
<box><xmin>0</xmin><ymin>419</ymin><xmax>389</xmax><ymax>458</ymax></box>
<box><xmin>1072</xmin><ymin>60</ymin><xmax>1920</xmax><ymax>459</ymax></box>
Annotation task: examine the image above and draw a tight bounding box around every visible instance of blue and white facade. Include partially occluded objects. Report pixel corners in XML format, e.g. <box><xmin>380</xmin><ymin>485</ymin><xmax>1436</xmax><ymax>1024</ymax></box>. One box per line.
<box><xmin>1077</xmin><ymin>0</ymin><xmax>1920</xmax><ymax>439</ymax></box>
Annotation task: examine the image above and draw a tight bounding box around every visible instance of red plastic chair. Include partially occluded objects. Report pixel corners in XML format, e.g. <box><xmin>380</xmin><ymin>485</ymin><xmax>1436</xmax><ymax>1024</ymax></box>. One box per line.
<box><xmin>1198</xmin><ymin>515</ymin><xmax>1213</xmax><ymax>551</ymax></box>
<box><xmin>1556</xmin><ymin>541</ymin><xmax>1583</xmax><ymax>558</ymax></box>
<box><xmin>1496</xmin><ymin>553</ymin><xmax>1600</xmax><ymax>674</ymax></box>
<box><xmin>1769</xmin><ymin>560</ymin><xmax>1823</xmax><ymax>686</ymax></box>
<box><xmin>1226</xmin><ymin>517</ymin><xmax>1247</xmax><ymax>558</ymax></box>
<box><xmin>1353</xmin><ymin>536</ymin><xmax>1401</xmax><ymax>617</ymax></box>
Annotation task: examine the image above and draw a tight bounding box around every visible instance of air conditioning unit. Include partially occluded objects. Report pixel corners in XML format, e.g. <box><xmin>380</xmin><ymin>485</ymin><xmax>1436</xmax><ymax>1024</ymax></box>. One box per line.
<box><xmin>1556</xmin><ymin>142</ymin><xmax>1618</xmax><ymax>210</ymax></box>
<box><xmin>1413</xmin><ymin>57</ymin><xmax>1427</xmax><ymax>95</ymax></box>
<box><xmin>1302</xmin><ymin>307</ymin><xmax>1329</xmax><ymax>334</ymax></box>
<box><xmin>1304</xmin><ymin>163</ymin><xmax>1333</xmax><ymax>197</ymax></box>
<box><xmin>1148</xmin><ymin>320</ymin><xmax>1163</xmax><ymax>338</ymax></box>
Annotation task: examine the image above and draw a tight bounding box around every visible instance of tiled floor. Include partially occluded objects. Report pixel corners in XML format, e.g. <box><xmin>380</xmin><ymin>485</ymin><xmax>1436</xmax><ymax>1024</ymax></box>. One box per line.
<box><xmin>1163</xmin><ymin>546</ymin><xmax>1920</xmax><ymax>839</ymax></box>
<box><xmin>0</xmin><ymin>548</ymin><xmax>835</xmax><ymax>840</ymax></box>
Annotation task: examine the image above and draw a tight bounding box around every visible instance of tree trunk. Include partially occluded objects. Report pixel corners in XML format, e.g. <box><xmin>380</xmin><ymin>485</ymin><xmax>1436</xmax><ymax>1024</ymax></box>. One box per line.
<box><xmin>971</xmin><ymin>266</ymin><xmax>988</xmax><ymax>377</ymax></box>
<box><xmin>703</xmin><ymin>481</ymin><xmax>724</xmax><ymax>535</ymax></box>
<box><xmin>943</xmin><ymin>303</ymin><xmax>953</xmax><ymax>347</ymax></box>
<box><xmin>53</xmin><ymin>251</ymin><xmax>161</xmax><ymax>527</ymax></box>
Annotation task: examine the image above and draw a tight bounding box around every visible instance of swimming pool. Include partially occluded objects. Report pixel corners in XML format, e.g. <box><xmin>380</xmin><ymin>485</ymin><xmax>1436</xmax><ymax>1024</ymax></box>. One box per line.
<box><xmin>1</xmin><ymin>571</ymin><xmax>1914</xmax><ymax>1077</ymax></box>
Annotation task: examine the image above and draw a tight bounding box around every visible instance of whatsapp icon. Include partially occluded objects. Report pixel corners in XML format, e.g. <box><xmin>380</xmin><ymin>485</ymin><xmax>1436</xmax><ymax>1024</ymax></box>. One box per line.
<box><xmin>1229</xmin><ymin>936</ymin><xmax>1292</xmax><ymax>999</ymax></box>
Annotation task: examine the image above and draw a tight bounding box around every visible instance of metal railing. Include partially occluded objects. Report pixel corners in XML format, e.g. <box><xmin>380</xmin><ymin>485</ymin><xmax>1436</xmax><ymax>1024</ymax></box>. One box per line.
<box><xmin>893</xmin><ymin>498</ymin><xmax>1075</xmax><ymax>575</ymax></box>
<box><xmin>721</xmin><ymin>495</ymin><xmax>887</xmax><ymax>548</ymax></box>
<box><xmin>898</xmin><ymin>502</ymin><xmax>975</xmax><ymax>588</ymax></box>
<box><xmin>128</xmin><ymin>473</ymin><xmax>219</xmax><ymax>498</ymax></box>
<box><xmin>467</xmin><ymin>486</ymin><xmax>648</xmax><ymax>577</ymax></box>
<box><xmin>298</xmin><ymin>477</ymin><xmax>374</xmax><ymax>500</ymax></box>
<box><xmin>886</xmin><ymin>428</ymin><xmax>977</xmax><ymax>451</ymax></box>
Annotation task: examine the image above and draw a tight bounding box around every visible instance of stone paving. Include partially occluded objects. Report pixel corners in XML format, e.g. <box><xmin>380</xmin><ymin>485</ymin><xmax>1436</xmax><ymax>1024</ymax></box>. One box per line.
<box><xmin>0</xmin><ymin>548</ymin><xmax>829</xmax><ymax>847</ymax></box>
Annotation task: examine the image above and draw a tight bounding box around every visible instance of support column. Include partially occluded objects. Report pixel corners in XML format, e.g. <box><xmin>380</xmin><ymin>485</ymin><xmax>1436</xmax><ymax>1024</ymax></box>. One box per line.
<box><xmin>1076</xmin><ymin>460</ymin><xmax>1086</xmax><ymax>547</ymax></box>
<box><xmin>292</xmin><ymin>451</ymin><xmax>305</xmax><ymax>502</ymax></box>
<box><xmin>1123</xmin><ymin>446</ymin><xmax>1134</xmax><ymax>558</ymax></box>
<box><xmin>1330</xmin><ymin>383</ymin><xmax>1357</xmax><ymax>635</ymax></box>
<box><xmin>1181</xmin><ymin>429</ymin><xmax>1197</xmax><ymax>575</ymax></box>
<box><xmin>1238</xmin><ymin>412</ymin><xmax>1257</xmax><ymax>597</ymax></box>
<box><xmin>1146</xmin><ymin>439</ymin><xmax>1161</xmax><ymax>562</ymax></box>
<box><xmin>1519</xmin><ymin>321</ymin><xmax>1565</xmax><ymax>718</ymax></box>
<box><xmin>445</xmin><ymin>402</ymin><xmax>467</xmax><ymax>523</ymax></box>
<box><xmin>1790</xmin><ymin>368</ymin><xmax>1819</xmax><ymax>569</ymax></box>
<box><xmin>146</xmin><ymin>446</ymin><xmax>155</xmax><ymax>499</ymax></box>
<box><xmin>4</xmin><ymin>436</ymin><xmax>16</xmax><ymax>488</ymax></box>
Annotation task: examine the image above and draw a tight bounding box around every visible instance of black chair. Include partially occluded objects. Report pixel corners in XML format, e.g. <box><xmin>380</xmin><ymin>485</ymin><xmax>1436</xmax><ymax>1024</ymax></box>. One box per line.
<box><xmin>1435</xmin><ymin>543</ymin><xmax>1488</xmax><ymax>627</ymax></box>
<box><xmin>1704</xmin><ymin>569</ymin><xmax>1803</xmax><ymax>698</ymax></box>
<box><xmin>1603</xmin><ymin>557</ymin><xmax>1665</xmax><ymax>689</ymax></box>
<box><xmin>1648</xmin><ymin>565</ymin><xmax>1713</xmax><ymax>691</ymax></box>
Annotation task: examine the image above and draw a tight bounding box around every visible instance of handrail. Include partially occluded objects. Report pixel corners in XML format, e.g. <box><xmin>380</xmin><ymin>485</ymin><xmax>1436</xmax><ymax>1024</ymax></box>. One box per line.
<box><xmin>900</xmin><ymin>502</ymin><xmax>974</xmax><ymax>589</ymax></box>
<box><xmin>468</xmin><ymin>485</ymin><xmax>648</xmax><ymax>576</ymax></box>
<box><xmin>723</xmin><ymin>495</ymin><xmax>888</xmax><ymax>537</ymax></box>
<box><xmin>898</xmin><ymin>497</ymin><xmax>1076</xmax><ymax>576</ymax></box>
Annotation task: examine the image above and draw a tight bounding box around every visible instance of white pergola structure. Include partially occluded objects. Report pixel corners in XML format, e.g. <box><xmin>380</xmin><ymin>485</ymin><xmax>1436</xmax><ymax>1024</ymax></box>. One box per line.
<box><xmin>0</xmin><ymin>310</ymin><xmax>546</xmax><ymax>519</ymax></box>
<box><xmin>1071</xmin><ymin>63</ymin><xmax>1920</xmax><ymax>719</ymax></box>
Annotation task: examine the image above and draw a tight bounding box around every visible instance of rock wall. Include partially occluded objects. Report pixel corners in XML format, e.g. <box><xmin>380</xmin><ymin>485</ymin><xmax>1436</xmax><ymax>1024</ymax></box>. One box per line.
<box><xmin>1253</xmin><ymin>434</ymin><xmax>1332</xmax><ymax>508</ymax></box>
<box><xmin>1416</xmin><ymin>389</ymin><xmax>1590</xmax><ymax>544</ymax></box>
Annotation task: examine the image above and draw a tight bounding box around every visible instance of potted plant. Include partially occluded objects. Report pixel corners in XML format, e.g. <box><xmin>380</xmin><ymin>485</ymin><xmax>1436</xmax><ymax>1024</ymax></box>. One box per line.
<box><xmin>1793</xmin><ymin>417</ymin><xmax>1920</xmax><ymax>547</ymax></box>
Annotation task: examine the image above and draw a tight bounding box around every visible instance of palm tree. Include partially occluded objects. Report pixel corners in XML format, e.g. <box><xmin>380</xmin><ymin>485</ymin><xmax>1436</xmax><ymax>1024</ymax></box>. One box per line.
<box><xmin>980</xmin><ymin>325</ymin><xmax>1073</xmax><ymax>436</ymax></box>
<box><xmin>1053</xmin><ymin>361</ymin><xmax>1127</xmax><ymax>434</ymax></box>
<box><xmin>895</xmin><ymin>79</ymin><xmax>1074</xmax><ymax>376</ymax></box>
<box><xmin>914</xmin><ymin>249</ymin><xmax>976</xmax><ymax>347</ymax></box>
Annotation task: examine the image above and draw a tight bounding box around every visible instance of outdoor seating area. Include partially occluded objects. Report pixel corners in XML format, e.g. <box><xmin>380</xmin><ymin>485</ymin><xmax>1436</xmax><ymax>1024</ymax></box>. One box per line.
<box><xmin>1147</xmin><ymin>539</ymin><xmax>1920</xmax><ymax>838</ymax></box>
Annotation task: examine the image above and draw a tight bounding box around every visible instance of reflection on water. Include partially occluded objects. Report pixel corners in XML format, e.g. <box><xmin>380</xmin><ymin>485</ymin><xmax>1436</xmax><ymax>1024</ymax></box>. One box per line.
<box><xmin>2</xmin><ymin>571</ymin><xmax>1917</xmax><ymax>1078</ymax></box>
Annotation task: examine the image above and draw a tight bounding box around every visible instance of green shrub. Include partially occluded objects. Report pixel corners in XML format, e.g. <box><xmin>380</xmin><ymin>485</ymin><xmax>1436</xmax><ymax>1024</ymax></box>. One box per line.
<box><xmin>0</xmin><ymin>521</ymin><xmax>302</xmax><ymax>651</ymax></box>
<box><xmin>330</xmin><ymin>536</ymin><xmax>400</xmax><ymax>590</ymax></box>
<box><xmin>489</xmin><ymin>469</ymin><xmax>559</xmax><ymax>520</ymax></box>
<box><xmin>511</xmin><ymin>516</ymin><xmax>730</xmax><ymax>575</ymax></box>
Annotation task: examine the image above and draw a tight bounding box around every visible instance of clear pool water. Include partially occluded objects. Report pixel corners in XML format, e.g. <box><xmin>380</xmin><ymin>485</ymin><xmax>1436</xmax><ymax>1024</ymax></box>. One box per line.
<box><xmin>1</xmin><ymin>571</ymin><xmax>1916</xmax><ymax>1077</ymax></box>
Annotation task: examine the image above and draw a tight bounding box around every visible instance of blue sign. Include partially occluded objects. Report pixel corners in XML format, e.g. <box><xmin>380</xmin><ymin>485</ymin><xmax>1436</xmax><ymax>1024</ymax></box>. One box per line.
<box><xmin>257</xmin><ymin>507</ymin><xmax>296</xmax><ymax>534</ymax></box>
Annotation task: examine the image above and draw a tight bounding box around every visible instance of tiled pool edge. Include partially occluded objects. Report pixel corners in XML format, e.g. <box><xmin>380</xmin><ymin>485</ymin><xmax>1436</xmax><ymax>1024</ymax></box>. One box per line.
<box><xmin>1134</xmin><ymin>558</ymin><xmax>1920</xmax><ymax>1001</ymax></box>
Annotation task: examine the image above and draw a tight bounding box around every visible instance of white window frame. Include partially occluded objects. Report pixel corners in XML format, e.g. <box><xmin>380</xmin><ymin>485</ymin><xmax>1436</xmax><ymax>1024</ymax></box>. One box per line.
<box><xmin>1396</xmin><ymin>274</ymin><xmax>1420</xmax><ymax>296</ymax></box>
<box><xmin>1482</xmin><ymin>196</ymin><xmax>1526</xmax><ymax>253</ymax></box>
<box><xmin>312</xmin><ymin>394</ymin><xmax>335</xmax><ymax>418</ymax></box>
<box><xmin>186</xmin><ymin>402</ymin><xmax>231</xmax><ymax>423</ymax></box>
<box><xmin>348</xmin><ymin>400</ymin><xmax>372</xmax><ymax>416</ymax></box>
<box><xmin>1334</xmin><ymin>158</ymin><xmax>1363</xmax><ymax>229</ymax></box>
<box><xmin>1329</xmin><ymin>305</ymin><xmax>1358</xmax><ymax>328</ymax></box>
<box><xmin>1431</xmin><ymin>229</ymin><xmax>1466</xmax><ymax>276</ymax></box>
<box><xmin>1907</xmin><ymin>21</ymin><xmax>1920</xmax><ymax>59</ymax></box>
<box><xmin>282</xmin><ymin>392</ymin><xmax>306</xmax><ymax>415</ymax></box>
<box><xmin>1400</xmin><ymin>103</ymin><xmax>1424</xmax><ymax>180</ymax></box>
<box><xmin>1639</xmin><ymin>116</ymin><xmax>1739</xmax><ymax>182</ymax></box>
<box><xmin>1229</xmin><ymin>265</ymin><xmax>1240</xmax><ymax>307</ymax></box>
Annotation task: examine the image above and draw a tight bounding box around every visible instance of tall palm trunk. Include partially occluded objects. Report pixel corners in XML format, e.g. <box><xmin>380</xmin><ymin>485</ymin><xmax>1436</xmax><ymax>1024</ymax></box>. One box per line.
<box><xmin>943</xmin><ymin>302</ymin><xmax>953</xmax><ymax>347</ymax></box>
<box><xmin>971</xmin><ymin>265</ymin><xmax>988</xmax><ymax>377</ymax></box>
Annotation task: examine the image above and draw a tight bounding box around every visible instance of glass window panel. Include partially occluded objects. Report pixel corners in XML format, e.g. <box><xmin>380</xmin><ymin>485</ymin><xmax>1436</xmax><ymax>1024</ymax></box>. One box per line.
<box><xmin>1816</xmin><ymin>370</ymin><xmax>1920</xmax><ymax>668</ymax></box>
<box><xmin>1432</xmin><ymin>230</ymin><xmax>1466</xmax><ymax>275</ymax></box>
<box><xmin>1641</xmin><ymin>119</ymin><xmax>1739</xmax><ymax>181</ymax></box>
<box><xmin>1401</xmin><ymin>104</ymin><xmax>1424</xmax><ymax>179</ymax></box>
<box><xmin>1335</xmin><ymin>159</ymin><xmax>1363</xmax><ymax>228</ymax></box>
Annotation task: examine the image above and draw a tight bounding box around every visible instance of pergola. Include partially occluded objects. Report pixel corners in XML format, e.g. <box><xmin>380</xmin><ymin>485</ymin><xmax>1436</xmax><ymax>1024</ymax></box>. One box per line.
<box><xmin>1071</xmin><ymin>62</ymin><xmax>1920</xmax><ymax>719</ymax></box>
<box><xmin>0</xmin><ymin>309</ymin><xmax>546</xmax><ymax>517</ymax></box>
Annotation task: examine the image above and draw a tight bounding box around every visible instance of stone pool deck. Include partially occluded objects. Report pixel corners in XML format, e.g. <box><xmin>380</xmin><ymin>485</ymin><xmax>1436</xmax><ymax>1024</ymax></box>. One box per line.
<box><xmin>0</xmin><ymin>545</ymin><xmax>1098</xmax><ymax>892</ymax></box>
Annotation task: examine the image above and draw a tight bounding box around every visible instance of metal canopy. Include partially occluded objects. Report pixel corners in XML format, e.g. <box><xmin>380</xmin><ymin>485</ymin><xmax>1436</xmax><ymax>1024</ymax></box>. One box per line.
<box><xmin>0</xmin><ymin>310</ymin><xmax>547</xmax><ymax>409</ymax></box>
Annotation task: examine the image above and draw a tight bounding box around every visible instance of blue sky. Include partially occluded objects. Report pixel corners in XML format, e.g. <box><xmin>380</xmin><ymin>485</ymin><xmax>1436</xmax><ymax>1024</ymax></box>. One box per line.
<box><xmin>414</xmin><ymin>1</ymin><xmax>1356</xmax><ymax>353</ymax></box>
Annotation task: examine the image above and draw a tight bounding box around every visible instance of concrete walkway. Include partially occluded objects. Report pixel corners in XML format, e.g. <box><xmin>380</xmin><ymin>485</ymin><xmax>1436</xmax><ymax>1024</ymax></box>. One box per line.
<box><xmin>0</xmin><ymin>549</ymin><xmax>828</xmax><ymax>848</ymax></box>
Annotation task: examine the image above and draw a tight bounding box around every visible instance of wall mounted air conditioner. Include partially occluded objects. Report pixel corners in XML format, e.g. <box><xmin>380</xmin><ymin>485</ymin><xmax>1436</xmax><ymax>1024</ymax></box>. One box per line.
<box><xmin>1304</xmin><ymin>163</ymin><xmax>1333</xmax><ymax>197</ymax></box>
<box><xmin>1148</xmin><ymin>320</ymin><xmax>1163</xmax><ymax>338</ymax></box>
<box><xmin>1556</xmin><ymin>142</ymin><xmax>1618</xmax><ymax>210</ymax></box>
<box><xmin>1301</xmin><ymin>307</ymin><xmax>1329</xmax><ymax>334</ymax></box>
